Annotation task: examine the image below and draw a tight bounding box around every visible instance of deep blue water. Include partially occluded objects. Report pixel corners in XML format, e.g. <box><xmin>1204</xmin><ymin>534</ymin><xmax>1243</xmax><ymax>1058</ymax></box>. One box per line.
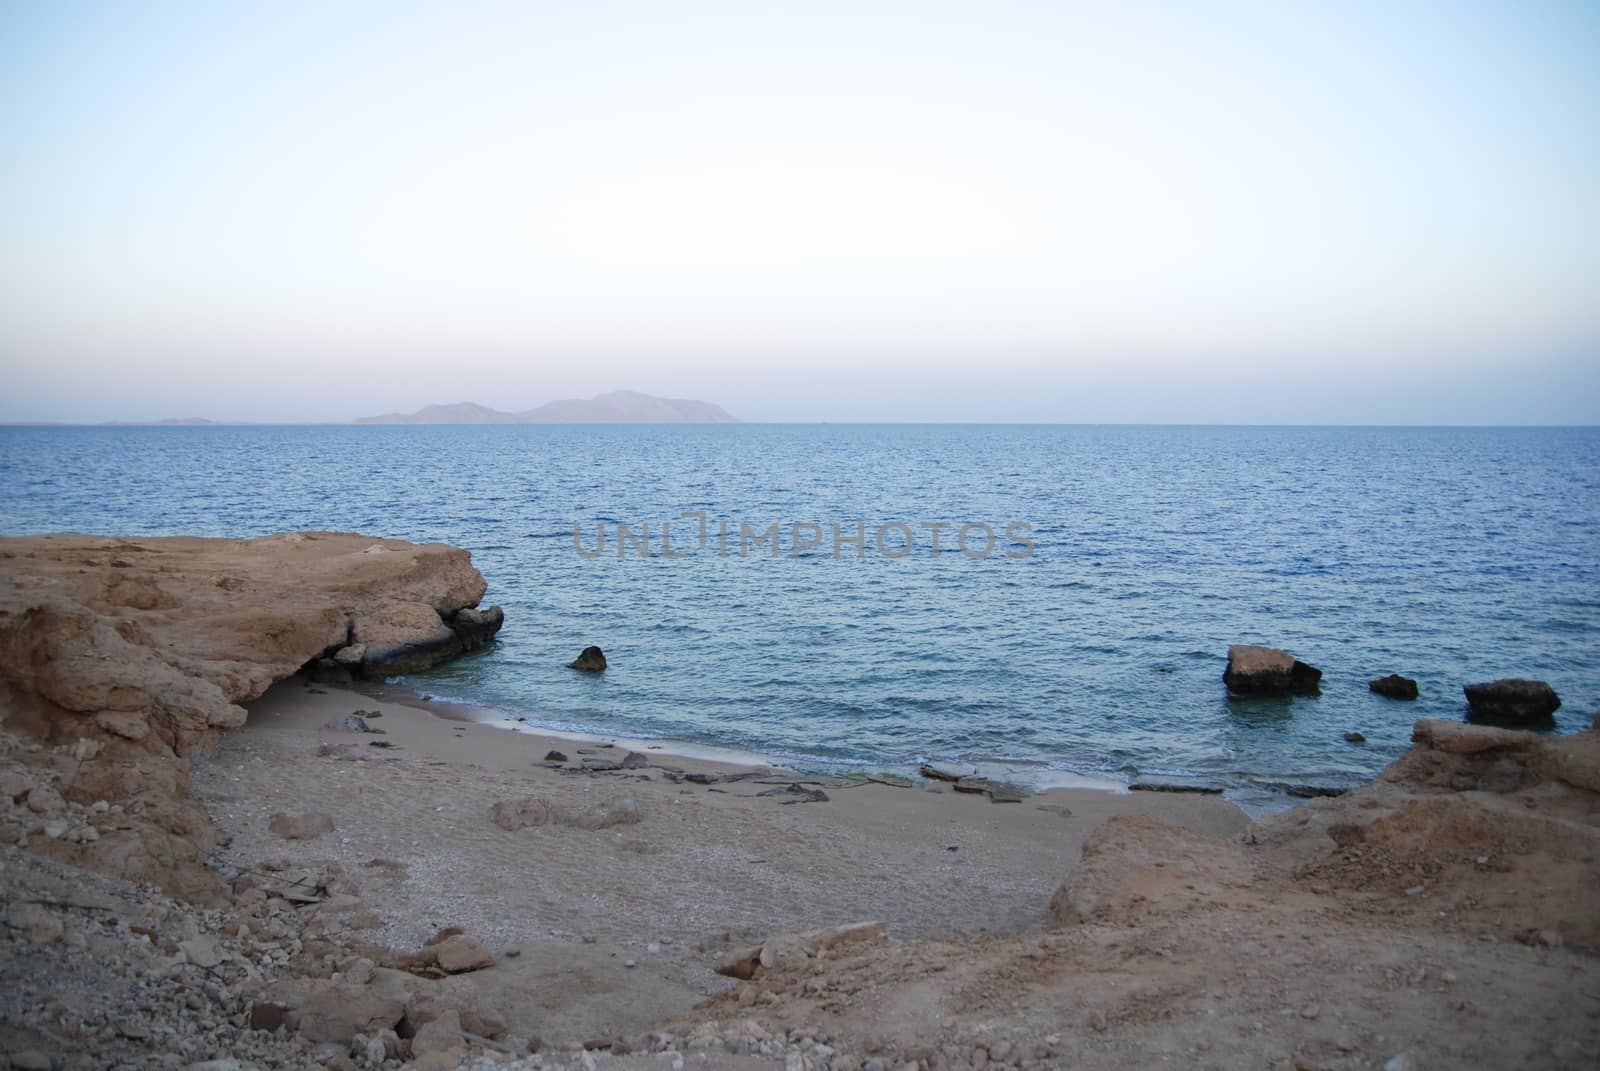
<box><xmin>2</xmin><ymin>424</ymin><xmax>1596</xmax><ymax>800</ymax></box>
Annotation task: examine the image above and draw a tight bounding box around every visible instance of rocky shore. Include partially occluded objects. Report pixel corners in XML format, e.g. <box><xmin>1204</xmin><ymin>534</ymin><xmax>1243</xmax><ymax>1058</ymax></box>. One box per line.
<box><xmin>1</xmin><ymin>534</ymin><xmax>1597</xmax><ymax>1071</ymax></box>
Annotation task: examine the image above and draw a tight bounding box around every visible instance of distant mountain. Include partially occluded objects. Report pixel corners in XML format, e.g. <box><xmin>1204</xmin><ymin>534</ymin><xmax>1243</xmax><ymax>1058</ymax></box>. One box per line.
<box><xmin>354</xmin><ymin>402</ymin><xmax>524</xmax><ymax>425</ymax></box>
<box><xmin>354</xmin><ymin>391</ymin><xmax>739</xmax><ymax>425</ymax></box>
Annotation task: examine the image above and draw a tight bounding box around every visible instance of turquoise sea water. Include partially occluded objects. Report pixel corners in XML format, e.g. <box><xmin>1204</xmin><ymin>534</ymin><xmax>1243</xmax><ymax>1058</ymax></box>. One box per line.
<box><xmin>2</xmin><ymin>424</ymin><xmax>1596</xmax><ymax>799</ymax></box>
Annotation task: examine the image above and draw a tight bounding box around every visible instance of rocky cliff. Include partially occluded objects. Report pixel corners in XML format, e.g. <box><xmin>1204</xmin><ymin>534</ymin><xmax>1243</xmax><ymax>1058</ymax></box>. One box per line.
<box><xmin>0</xmin><ymin>532</ymin><xmax>502</xmax><ymax>899</ymax></box>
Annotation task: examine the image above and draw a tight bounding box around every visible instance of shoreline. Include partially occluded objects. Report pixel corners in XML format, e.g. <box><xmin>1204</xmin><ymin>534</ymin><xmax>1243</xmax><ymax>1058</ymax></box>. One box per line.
<box><xmin>370</xmin><ymin>680</ymin><xmax>1137</xmax><ymax>796</ymax></box>
<box><xmin>371</xmin><ymin>678</ymin><xmax>1337</xmax><ymax>816</ymax></box>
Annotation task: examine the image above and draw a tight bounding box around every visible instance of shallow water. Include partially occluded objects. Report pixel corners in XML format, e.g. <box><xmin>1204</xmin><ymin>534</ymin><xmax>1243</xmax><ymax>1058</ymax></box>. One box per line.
<box><xmin>2</xmin><ymin>423</ymin><xmax>1596</xmax><ymax>796</ymax></box>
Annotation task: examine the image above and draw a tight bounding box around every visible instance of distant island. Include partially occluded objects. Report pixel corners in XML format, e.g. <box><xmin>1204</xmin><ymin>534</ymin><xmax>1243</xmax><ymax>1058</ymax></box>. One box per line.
<box><xmin>354</xmin><ymin>390</ymin><xmax>739</xmax><ymax>425</ymax></box>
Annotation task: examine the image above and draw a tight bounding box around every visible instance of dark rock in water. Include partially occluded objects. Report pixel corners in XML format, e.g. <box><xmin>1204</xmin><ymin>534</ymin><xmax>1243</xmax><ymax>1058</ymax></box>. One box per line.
<box><xmin>1255</xmin><ymin>780</ymin><xmax>1350</xmax><ymax>799</ymax></box>
<box><xmin>1129</xmin><ymin>777</ymin><xmax>1226</xmax><ymax>795</ymax></box>
<box><xmin>1223</xmin><ymin>645</ymin><xmax>1322</xmax><ymax>696</ymax></box>
<box><xmin>920</xmin><ymin>763</ymin><xmax>975</xmax><ymax>782</ymax></box>
<box><xmin>1464</xmin><ymin>679</ymin><xmax>1560</xmax><ymax>727</ymax></box>
<box><xmin>543</xmin><ymin>750</ymin><xmax>568</xmax><ymax>763</ymax></box>
<box><xmin>1344</xmin><ymin>731</ymin><xmax>1367</xmax><ymax>744</ymax></box>
<box><xmin>568</xmin><ymin>645</ymin><xmax>607</xmax><ymax>672</ymax></box>
<box><xmin>621</xmin><ymin>751</ymin><xmax>649</xmax><ymax>769</ymax></box>
<box><xmin>951</xmin><ymin>776</ymin><xmax>1027</xmax><ymax>802</ymax></box>
<box><xmin>759</xmin><ymin>783</ymin><xmax>832</xmax><ymax>804</ymax></box>
<box><xmin>1370</xmin><ymin>674</ymin><xmax>1419</xmax><ymax>700</ymax></box>
<box><xmin>349</xmin><ymin>603</ymin><xmax>505</xmax><ymax>678</ymax></box>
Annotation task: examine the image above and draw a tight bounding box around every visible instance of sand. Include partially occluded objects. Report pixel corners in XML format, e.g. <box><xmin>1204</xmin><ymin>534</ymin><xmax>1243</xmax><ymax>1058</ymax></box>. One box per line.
<box><xmin>188</xmin><ymin>678</ymin><xmax>1247</xmax><ymax>1037</ymax></box>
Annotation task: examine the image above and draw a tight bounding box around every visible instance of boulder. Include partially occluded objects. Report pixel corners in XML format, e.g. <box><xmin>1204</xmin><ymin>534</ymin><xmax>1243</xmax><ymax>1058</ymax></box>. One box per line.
<box><xmin>1370</xmin><ymin>674</ymin><xmax>1419</xmax><ymax>700</ymax></box>
<box><xmin>489</xmin><ymin>798</ymin><xmax>558</xmax><ymax>831</ymax></box>
<box><xmin>268</xmin><ymin>812</ymin><xmax>335</xmax><ymax>840</ymax></box>
<box><xmin>292</xmin><ymin>983</ymin><xmax>407</xmax><ymax>1043</ymax></box>
<box><xmin>1464</xmin><ymin>679</ymin><xmax>1560</xmax><ymax>727</ymax></box>
<box><xmin>433</xmin><ymin>934</ymin><xmax>494</xmax><ymax>973</ymax></box>
<box><xmin>1222</xmin><ymin>645</ymin><xmax>1322</xmax><ymax>696</ymax></box>
<box><xmin>716</xmin><ymin>921</ymin><xmax>888</xmax><ymax>980</ymax></box>
<box><xmin>567</xmin><ymin>645</ymin><xmax>607</xmax><ymax>672</ymax></box>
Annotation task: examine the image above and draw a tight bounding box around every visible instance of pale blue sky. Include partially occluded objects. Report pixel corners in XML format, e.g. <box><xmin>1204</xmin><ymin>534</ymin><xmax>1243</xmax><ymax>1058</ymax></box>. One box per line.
<box><xmin>2</xmin><ymin>1</ymin><xmax>1596</xmax><ymax>422</ymax></box>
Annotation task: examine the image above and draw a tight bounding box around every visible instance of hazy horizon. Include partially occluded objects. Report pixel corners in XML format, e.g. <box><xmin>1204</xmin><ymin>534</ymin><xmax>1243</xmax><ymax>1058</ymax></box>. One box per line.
<box><xmin>3</xmin><ymin>2</ymin><xmax>1597</xmax><ymax>425</ymax></box>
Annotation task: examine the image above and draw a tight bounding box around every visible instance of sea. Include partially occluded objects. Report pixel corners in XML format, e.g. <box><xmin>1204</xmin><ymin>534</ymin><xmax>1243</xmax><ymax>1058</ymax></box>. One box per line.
<box><xmin>2</xmin><ymin>423</ymin><xmax>1596</xmax><ymax>808</ymax></box>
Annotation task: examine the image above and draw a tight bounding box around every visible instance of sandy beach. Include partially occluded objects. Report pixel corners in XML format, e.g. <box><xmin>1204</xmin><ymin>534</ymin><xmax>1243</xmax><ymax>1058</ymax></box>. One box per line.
<box><xmin>189</xmin><ymin>678</ymin><xmax>1247</xmax><ymax>1037</ymax></box>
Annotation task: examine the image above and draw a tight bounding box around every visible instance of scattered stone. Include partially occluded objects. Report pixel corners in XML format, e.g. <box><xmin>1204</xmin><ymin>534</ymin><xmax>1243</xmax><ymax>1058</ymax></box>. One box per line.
<box><xmin>412</xmin><ymin>1009</ymin><xmax>468</xmax><ymax>1056</ymax></box>
<box><xmin>1384</xmin><ymin>1055</ymin><xmax>1418</xmax><ymax>1071</ymax></box>
<box><xmin>1370</xmin><ymin>674</ymin><xmax>1419</xmax><ymax>700</ymax></box>
<box><xmin>544</xmin><ymin>750</ymin><xmax>568</xmax><ymax>763</ymax></box>
<box><xmin>778</xmin><ymin>788</ymin><xmax>829</xmax><ymax>805</ymax></box>
<box><xmin>433</xmin><ymin>933</ymin><xmax>495</xmax><ymax>972</ymax></box>
<box><xmin>323</xmin><ymin>714</ymin><xmax>375</xmax><ymax>733</ymax></box>
<box><xmin>268</xmin><ymin>812</ymin><xmax>335</xmax><ymax>840</ymax></box>
<box><xmin>987</xmin><ymin>783</ymin><xmax>1026</xmax><ymax>803</ymax></box>
<box><xmin>8</xmin><ymin>901</ymin><xmax>64</xmax><ymax>943</ymax></box>
<box><xmin>179</xmin><ymin>933</ymin><xmax>225</xmax><ymax>968</ymax></box>
<box><xmin>1222</xmin><ymin>645</ymin><xmax>1322</xmax><ymax>695</ymax></box>
<box><xmin>1129</xmin><ymin>777</ymin><xmax>1226</xmax><ymax>795</ymax></box>
<box><xmin>582</xmin><ymin>758</ymin><xmax>623</xmax><ymax>772</ymax></box>
<box><xmin>12</xmin><ymin>1053</ymin><xmax>53</xmax><ymax>1071</ymax></box>
<box><xmin>491</xmin><ymin>797</ymin><xmax>559</xmax><ymax>830</ymax></box>
<box><xmin>567</xmin><ymin>645</ymin><xmax>607</xmax><ymax>672</ymax></box>
<box><xmin>920</xmin><ymin>763</ymin><xmax>974</xmax><ymax>783</ymax></box>
<box><xmin>1404</xmin><ymin>884</ymin><xmax>1426</xmax><ymax>897</ymax></box>
<box><xmin>621</xmin><ymin>750</ymin><xmax>650</xmax><ymax>769</ymax></box>
<box><xmin>1464</xmin><ymin>679</ymin><xmax>1561</xmax><ymax>727</ymax></box>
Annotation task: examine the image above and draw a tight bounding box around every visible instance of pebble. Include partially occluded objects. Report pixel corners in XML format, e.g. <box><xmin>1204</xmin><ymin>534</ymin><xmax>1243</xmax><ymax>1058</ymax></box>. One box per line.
<box><xmin>625</xmin><ymin>959</ymin><xmax>637</xmax><ymax>969</ymax></box>
<box><xmin>13</xmin><ymin>1052</ymin><xmax>53</xmax><ymax>1071</ymax></box>
<box><xmin>1384</xmin><ymin>1056</ymin><xmax>1418</xmax><ymax>1071</ymax></box>
<box><xmin>1404</xmin><ymin>885</ymin><xmax>1426</xmax><ymax>897</ymax></box>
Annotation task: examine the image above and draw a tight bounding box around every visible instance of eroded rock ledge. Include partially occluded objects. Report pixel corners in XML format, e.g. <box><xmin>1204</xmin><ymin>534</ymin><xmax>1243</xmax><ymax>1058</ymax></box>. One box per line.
<box><xmin>0</xmin><ymin>532</ymin><xmax>503</xmax><ymax>899</ymax></box>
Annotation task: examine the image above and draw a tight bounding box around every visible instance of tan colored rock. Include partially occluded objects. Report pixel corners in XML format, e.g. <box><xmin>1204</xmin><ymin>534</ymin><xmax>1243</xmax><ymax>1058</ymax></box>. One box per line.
<box><xmin>434</xmin><ymin>934</ymin><xmax>494</xmax><ymax>973</ymax></box>
<box><xmin>351</xmin><ymin>601</ymin><xmax>455</xmax><ymax>648</ymax></box>
<box><xmin>295</xmin><ymin>986</ymin><xmax>407</xmax><ymax>1044</ymax></box>
<box><xmin>7</xmin><ymin>901</ymin><xmax>64</xmax><ymax>943</ymax></box>
<box><xmin>0</xmin><ymin>532</ymin><xmax>499</xmax><ymax>897</ymax></box>
<box><xmin>410</xmin><ymin>1009</ymin><xmax>466</xmax><ymax>1057</ymax></box>
<box><xmin>268</xmin><ymin>812</ymin><xmax>334</xmax><ymax>840</ymax></box>
<box><xmin>716</xmin><ymin>920</ymin><xmax>889</xmax><ymax>979</ymax></box>
<box><xmin>94</xmin><ymin>711</ymin><xmax>150</xmax><ymax>741</ymax></box>
<box><xmin>25</xmin><ymin>783</ymin><xmax>65</xmax><ymax>815</ymax></box>
<box><xmin>489</xmin><ymin>797</ymin><xmax>559</xmax><ymax>831</ymax></box>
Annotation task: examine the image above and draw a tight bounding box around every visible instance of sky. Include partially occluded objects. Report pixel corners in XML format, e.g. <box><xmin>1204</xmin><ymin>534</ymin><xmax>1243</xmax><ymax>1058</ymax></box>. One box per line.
<box><xmin>1</xmin><ymin>1</ymin><xmax>1597</xmax><ymax>423</ymax></box>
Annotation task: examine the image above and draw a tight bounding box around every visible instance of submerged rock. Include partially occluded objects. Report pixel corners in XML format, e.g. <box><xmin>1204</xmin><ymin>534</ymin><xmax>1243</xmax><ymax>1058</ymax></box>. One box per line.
<box><xmin>920</xmin><ymin>763</ymin><xmax>974</xmax><ymax>783</ymax></box>
<box><xmin>1222</xmin><ymin>645</ymin><xmax>1322</xmax><ymax>696</ymax></box>
<box><xmin>1370</xmin><ymin>674</ymin><xmax>1419</xmax><ymax>700</ymax></box>
<box><xmin>567</xmin><ymin>645</ymin><xmax>607</xmax><ymax>672</ymax></box>
<box><xmin>1129</xmin><ymin>777</ymin><xmax>1226</xmax><ymax>795</ymax></box>
<box><xmin>1464</xmin><ymin>678</ymin><xmax>1560</xmax><ymax>727</ymax></box>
